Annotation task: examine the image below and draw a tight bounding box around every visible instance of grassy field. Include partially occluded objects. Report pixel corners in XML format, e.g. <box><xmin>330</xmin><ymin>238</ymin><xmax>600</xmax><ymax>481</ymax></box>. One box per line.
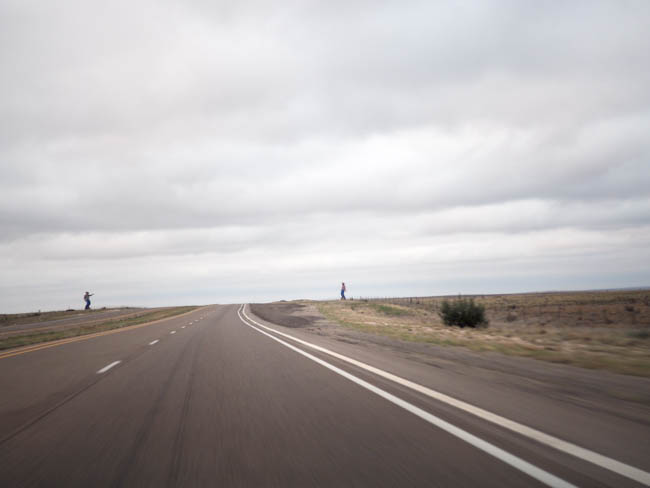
<box><xmin>316</xmin><ymin>290</ymin><xmax>650</xmax><ymax>377</ymax></box>
<box><xmin>0</xmin><ymin>306</ymin><xmax>198</xmax><ymax>351</ymax></box>
<box><xmin>0</xmin><ymin>308</ymin><xmax>122</xmax><ymax>327</ymax></box>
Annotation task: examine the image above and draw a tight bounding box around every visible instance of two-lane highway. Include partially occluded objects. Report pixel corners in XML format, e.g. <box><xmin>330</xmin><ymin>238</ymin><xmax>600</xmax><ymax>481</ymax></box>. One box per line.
<box><xmin>0</xmin><ymin>304</ymin><xmax>647</xmax><ymax>487</ymax></box>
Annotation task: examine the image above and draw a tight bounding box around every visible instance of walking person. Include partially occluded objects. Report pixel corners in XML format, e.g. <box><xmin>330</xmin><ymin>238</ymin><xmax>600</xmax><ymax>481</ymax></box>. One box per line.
<box><xmin>84</xmin><ymin>291</ymin><xmax>94</xmax><ymax>310</ymax></box>
<box><xmin>340</xmin><ymin>282</ymin><xmax>346</xmax><ymax>300</ymax></box>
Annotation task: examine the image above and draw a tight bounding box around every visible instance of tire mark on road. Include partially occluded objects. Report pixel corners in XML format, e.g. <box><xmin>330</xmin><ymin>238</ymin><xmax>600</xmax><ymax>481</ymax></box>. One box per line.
<box><xmin>109</xmin><ymin>331</ymin><xmax>199</xmax><ymax>488</ymax></box>
<box><xmin>168</xmin><ymin>336</ymin><xmax>201</xmax><ymax>486</ymax></box>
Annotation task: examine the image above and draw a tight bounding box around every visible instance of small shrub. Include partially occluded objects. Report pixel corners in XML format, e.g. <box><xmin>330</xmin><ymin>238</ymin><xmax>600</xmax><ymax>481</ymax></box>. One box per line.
<box><xmin>439</xmin><ymin>299</ymin><xmax>488</xmax><ymax>328</ymax></box>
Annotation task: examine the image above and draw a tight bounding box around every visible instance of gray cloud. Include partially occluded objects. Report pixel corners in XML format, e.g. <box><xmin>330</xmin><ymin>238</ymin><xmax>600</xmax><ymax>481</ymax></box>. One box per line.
<box><xmin>1</xmin><ymin>0</ymin><xmax>650</xmax><ymax>312</ymax></box>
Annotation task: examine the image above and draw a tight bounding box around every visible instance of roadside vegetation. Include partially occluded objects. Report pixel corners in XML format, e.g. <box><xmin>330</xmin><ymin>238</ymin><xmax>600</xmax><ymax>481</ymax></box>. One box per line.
<box><xmin>0</xmin><ymin>306</ymin><xmax>198</xmax><ymax>351</ymax></box>
<box><xmin>439</xmin><ymin>298</ymin><xmax>488</xmax><ymax>328</ymax></box>
<box><xmin>0</xmin><ymin>308</ymin><xmax>116</xmax><ymax>327</ymax></box>
<box><xmin>317</xmin><ymin>290</ymin><xmax>650</xmax><ymax>377</ymax></box>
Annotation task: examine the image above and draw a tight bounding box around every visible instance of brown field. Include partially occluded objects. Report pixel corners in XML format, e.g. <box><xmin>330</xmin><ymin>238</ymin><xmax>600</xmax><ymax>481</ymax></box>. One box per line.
<box><xmin>316</xmin><ymin>290</ymin><xmax>650</xmax><ymax>377</ymax></box>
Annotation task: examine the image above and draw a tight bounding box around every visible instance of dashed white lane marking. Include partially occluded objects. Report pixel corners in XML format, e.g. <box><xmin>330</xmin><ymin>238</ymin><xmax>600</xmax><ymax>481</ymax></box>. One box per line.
<box><xmin>237</xmin><ymin>306</ymin><xmax>575</xmax><ymax>488</ymax></box>
<box><xmin>170</xmin><ymin>330</ymin><xmax>176</xmax><ymax>334</ymax></box>
<box><xmin>181</xmin><ymin>326</ymin><xmax>186</xmax><ymax>329</ymax></box>
<box><xmin>97</xmin><ymin>361</ymin><xmax>121</xmax><ymax>374</ymax></box>
<box><xmin>240</xmin><ymin>305</ymin><xmax>650</xmax><ymax>487</ymax></box>
<box><xmin>149</xmin><ymin>340</ymin><xmax>159</xmax><ymax>345</ymax></box>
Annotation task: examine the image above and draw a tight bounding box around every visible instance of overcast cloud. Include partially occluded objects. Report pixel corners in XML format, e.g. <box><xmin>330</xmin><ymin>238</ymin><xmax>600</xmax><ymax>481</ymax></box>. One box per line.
<box><xmin>1</xmin><ymin>0</ymin><xmax>650</xmax><ymax>312</ymax></box>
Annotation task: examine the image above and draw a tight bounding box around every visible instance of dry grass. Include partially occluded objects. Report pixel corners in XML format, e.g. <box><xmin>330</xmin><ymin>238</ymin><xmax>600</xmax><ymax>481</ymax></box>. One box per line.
<box><xmin>0</xmin><ymin>308</ymin><xmax>121</xmax><ymax>327</ymax></box>
<box><xmin>0</xmin><ymin>306</ymin><xmax>198</xmax><ymax>351</ymax></box>
<box><xmin>316</xmin><ymin>290</ymin><xmax>650</xmax><ymax>377</ymax></box>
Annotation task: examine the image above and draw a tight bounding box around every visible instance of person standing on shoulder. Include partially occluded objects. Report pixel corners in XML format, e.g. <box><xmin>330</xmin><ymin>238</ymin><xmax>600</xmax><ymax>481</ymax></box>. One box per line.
<box><xmin>84</xmin><ymin>291</ymin><xmax>94</xmax><ymax>310</ymax></box>
<box><xmin>340</xmin><ymin>282</ymin><xmax>346</xmax><ymax>300</ymax></box>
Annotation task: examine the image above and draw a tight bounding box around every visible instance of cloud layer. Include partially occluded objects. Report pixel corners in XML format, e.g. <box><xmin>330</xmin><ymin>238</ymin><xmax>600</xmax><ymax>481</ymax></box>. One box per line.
<box><xmin>1</xmin><ymin>1</ymin><xmax>650</xmax><ymax>312</ymax></box>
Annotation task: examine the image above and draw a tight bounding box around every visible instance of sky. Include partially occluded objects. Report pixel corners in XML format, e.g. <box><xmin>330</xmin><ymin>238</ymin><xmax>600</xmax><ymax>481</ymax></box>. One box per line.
<box><xmin>1</xmin><ymin>1</ymin><xmax>650</xmax><ymax>313</ymax></box>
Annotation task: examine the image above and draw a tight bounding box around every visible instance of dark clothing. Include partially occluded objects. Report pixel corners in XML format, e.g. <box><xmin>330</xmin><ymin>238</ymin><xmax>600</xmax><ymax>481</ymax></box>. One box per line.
<box><xmin>84</xmin><ymin>292</ymin><xmax>93</xmax><ymax>310</ymax></box>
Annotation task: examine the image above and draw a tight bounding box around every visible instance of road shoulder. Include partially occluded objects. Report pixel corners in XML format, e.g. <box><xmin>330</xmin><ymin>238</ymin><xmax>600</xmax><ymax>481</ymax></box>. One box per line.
<box><xmin>247</xmin><ymin>301</ymin><xmax>650</xmax><ymax>472</ymax></box>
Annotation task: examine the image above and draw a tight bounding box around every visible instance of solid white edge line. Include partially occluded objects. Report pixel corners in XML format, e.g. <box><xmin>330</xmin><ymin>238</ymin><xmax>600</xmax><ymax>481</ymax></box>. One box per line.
<box><xmin>97</xmin><ymin>360</ymin><xmax>121</xmax><ymax>374</ymax></box>
<box><xmin>237</xmin><ymin>305</ymin><xmax>575</xmax><ymax>488</ymax></box>
<box><xmin>241</xmin><ymin>304</ymin><xmax>650</xmax><ymax>487</ymax></box>
<box><xmin>149</xmin><ymin>340</ymin><xmax>159</xmax><ymax>345</ymax></box>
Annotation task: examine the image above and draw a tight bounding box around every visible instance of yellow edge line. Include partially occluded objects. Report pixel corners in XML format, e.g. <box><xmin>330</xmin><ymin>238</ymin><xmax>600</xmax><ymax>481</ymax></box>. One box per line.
<box><xmin>0</xmin><ymin>307</ymin><xmax>206</xmax><ymax>360</ymax></box>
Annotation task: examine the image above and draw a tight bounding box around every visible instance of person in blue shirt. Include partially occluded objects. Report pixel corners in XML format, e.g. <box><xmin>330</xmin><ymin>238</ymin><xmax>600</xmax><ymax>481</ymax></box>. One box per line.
<box><xmin>84</xmin><ymin>291</ymin><xmax>94</xmax><ymax>310</ymax></box>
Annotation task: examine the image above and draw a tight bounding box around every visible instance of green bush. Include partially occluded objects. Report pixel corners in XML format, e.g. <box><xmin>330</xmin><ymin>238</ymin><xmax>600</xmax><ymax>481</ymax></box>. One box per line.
<box><xmin>439</xmin><ymin>299</ymin><xmax>488</xmax><ymax>328</ymax></box>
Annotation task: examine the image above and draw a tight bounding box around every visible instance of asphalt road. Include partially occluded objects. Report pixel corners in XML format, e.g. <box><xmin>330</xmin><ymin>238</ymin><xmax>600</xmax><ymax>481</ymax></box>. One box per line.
<box><xmin>0</xmin><ymin>304</ymin><xmax>648</xmax><ymax>487</ymax></box>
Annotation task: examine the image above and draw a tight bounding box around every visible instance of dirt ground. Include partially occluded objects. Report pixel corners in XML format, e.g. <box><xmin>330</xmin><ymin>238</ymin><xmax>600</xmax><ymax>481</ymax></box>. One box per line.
<box><xmin>249</xmin><ymin>302</ymin><xmax>322</xmax><ymax>328</ymax></box>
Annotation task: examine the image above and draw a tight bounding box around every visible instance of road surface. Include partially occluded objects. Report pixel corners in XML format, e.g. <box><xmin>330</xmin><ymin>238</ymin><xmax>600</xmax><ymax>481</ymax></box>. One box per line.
<box><xmin>0</xmin><ymin>304</ymin><xmax>648</xmax><ymax>487</ymax></box>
